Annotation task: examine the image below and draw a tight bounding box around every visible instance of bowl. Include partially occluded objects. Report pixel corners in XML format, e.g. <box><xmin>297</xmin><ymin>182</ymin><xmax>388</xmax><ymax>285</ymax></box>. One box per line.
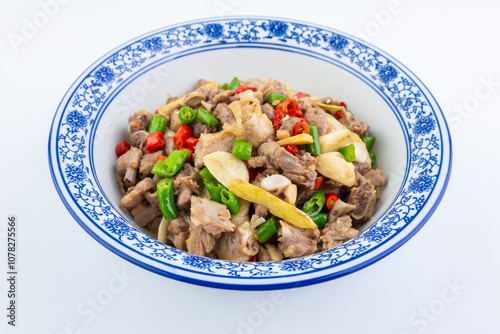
<box><xmin>49</xmin><ymin>16</ymin><xmax>452</xmax><ymax>290</ymax></box>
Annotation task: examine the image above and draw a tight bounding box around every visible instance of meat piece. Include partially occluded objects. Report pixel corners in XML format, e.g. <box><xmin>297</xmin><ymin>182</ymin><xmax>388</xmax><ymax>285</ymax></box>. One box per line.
<box><xmin>327</xmin><ymin>199</ymin><xmax>356</xmax><ymax>225</ymax></box>
<box><xmin>348</xmin><ymin>177</ymin><xmax>377</xmax><ymax>221</ymax></box>
<box><xmin>278</xmin><ymin>116</ymin><xmax>300</xmax><ymax>136</ymax></box>
<box><xmin>169</xmin><ymin>111</ymin><xmax>182</xmax><ymax>131</ymax></box>
<box><xmin>120</xmin><ymin>177</ymin><xmax>156</xmax><ymax>209</ymax></box>
<box><xmin>212</xmin><ymin>103</ymin><xmax>235</xmax><ymax>125</ymax></box>
<box><xmin>184</xmin><ymin>92</ymin><xmax>205</xmax><ymax>107</ymax></box>
<box><xmin>239</xmin><ymin>113</ymin><xmax>274</xmax><ymax>148</ymax></box>
<box><xmin>303</xmin><ymin>106</ymin><xmax>329</xmax><ymax>136</ymax></box>
<box><xmin>364</xmin><ymin>169</ymin><xmax>386</xmax><ymax>200</ymax></box>
<box><xmin>117</xmin><ymin>146</ymin><xmax>143</xmax><ymax>186</ymax></box>
<box><xmin>195</xmin><ymin>78</ymin><xmax>209</xmax><ymax>89</ymax></box>
<box><xmin>261</xmin><ymin>103</ymin><xmax>275</xmax><ymax>121</ymax></box>
<box><xmin>212</xmin><ymin>90</ymin><xmax>235</xmax><ymax>104</ymax></box>
<box><xmin>321</xmin><ymin>216</ymin><xmax>359</xmax><ymax>250</ymax></box>
<box><xmin>295</xmin><ymin>186</ymin><xmax>316</xmax><ymax>208</ymax></box>
<box><xmin>185</xmin><ymin>197</ymin><xmax>235</xmax><ymax>256</ymax></box>
<box><xmin>130</xmin><ymin>202</ymin><xmax>161</xmax><ymax>227</ymax></box>
<box><xmin>144</xmin><ymin>190</ymin><xmax>160</xmax><ymax>209</ymax></box>
<box><xmin>139</xmin><ymin>150</ymin><xmax>164</xmax><ymax>177</ymax></box>
<box><xmin>278</xmin><ymin>220</ymin><xmax>320</xmax><ymax>258</ymax></box>
<box><xmin>193</xmin><ymin>131</ymin><xmax>235</xmax><ymax>169</ymax></box>
<box><xmin>256</xmin><ymin>243</ymin><xmax>283</xmax><ymax>262</ymax></box>
<box><xmin>147</xmin><ymin>216</ymin><xmax>162</xmax><ymax>232</ymax></box>
<box><xmin>172</xmin><ymin>164</ymin><xmax>201</xmax><ymax>210</ymax></box>
<box><xmin>353</xmin><ymin>162</ymin><xmax>372</xmax><ymax>175</ymax></box>
<box><xmin>201</xmin><ymin>100</ymin><xmax>215</xmax><ymax>112</ymax></box>
<box><xmin>243</xmin><ymin>78</ymin><xmax>287</xmax><ymax>101</ymax></box>
<box><xmin>164</xmin><ymin>136</ymin><xmax>176</xmax><ymax>155</ymax></box>
<box><xmin>127</xmin><ymin>111</ymin><xmax>151</xmax><ymax>133</ymax></box>
<box><xmin>167</xmin><ymin>213</ymin><xmax>190</xmax><ymax>251</ymax></box>
<box><xmin>216</xmin><ymin>222</ymin><xmax>259</xmax><ymax>261</ymax></box>
<box><xmin>191</xmin><ymin>119</ymin><xmax>217</xmax><ymax>138</ymax></box>
<box><xmin>251</xmin><ymin>141</ymin><xmax>317</xmax><ymax>189</ymax></box>
<box><xmin>340</xmin><ymin>111</ymin><xmax>369</xmax><ymax>135</ymax></box>
<box><xmin>295</xmin><ymin>96</ymin><xmax>313</xmax><ymax>111</ymax></box>
<box><xmin>130</xmin><ymin>130</ymin><xmax>149</xmax><ymax>150</ymax></box>
<box><xmin>247</xmin><ymin>156</ymin><xmax>268</xmax><ymax>169</ymax></box>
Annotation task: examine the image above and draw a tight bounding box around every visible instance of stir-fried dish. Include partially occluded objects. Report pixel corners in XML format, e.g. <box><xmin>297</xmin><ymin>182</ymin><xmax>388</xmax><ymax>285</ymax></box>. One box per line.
<box><xmin>116</xmin><ymin>77</ymin><xmax>386</xmax><ymax>262</ymax></box>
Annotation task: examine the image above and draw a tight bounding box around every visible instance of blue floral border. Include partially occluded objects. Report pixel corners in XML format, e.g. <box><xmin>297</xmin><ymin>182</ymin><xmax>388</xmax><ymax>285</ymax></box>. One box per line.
<box><xmin>50</xmin><ymin>17</ymin><xmax>449</xmax><ymax>286</ymax></box>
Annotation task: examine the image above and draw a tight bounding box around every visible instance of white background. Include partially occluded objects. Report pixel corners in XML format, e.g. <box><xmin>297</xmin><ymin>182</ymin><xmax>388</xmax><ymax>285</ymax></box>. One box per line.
<box><xmin>1</xmin><ymin>0</ymin><xmax>499</xmax><ymax>333</ymax></box>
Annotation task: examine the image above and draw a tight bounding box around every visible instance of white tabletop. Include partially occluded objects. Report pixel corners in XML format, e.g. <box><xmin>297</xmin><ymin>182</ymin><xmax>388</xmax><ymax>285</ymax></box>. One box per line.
<box><xmin>1</xmin><ymin>0</ymin><xmax>499</xmax><ymax>333</ymax></box>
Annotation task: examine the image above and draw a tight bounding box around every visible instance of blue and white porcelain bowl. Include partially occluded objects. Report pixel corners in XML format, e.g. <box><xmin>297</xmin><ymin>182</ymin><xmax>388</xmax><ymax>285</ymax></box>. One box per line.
<box><xmin>49</xmin><ymin>17</ymin><xmax>452</xmax><ymax>290</ymax></box>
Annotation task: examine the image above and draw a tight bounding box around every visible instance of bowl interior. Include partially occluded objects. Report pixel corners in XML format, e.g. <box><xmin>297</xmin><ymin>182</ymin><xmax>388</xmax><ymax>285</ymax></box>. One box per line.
<box><xmin>93</xmin><ymin>47</ymin><xmax>407</xmax><ymax>240</ymax></box>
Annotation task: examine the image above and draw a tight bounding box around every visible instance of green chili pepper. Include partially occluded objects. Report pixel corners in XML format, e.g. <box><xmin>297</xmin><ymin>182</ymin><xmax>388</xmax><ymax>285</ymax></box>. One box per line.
<box><xmin>220</xmin><ymin>189</ymin><xmax>241</xmax><ymax>215</ymax></box>
<box><xmin>147</xmin><ymin>115</ymin><xmax>167</xmax><ymax>134</ymax></box>
<box><xmin>232</xmin><ymin>140</ymin><xmax>252</xmax><ymax>160</ymax></box>
<box><xmin>197</xmin><ymin>108</ymin><xmax>220</xmax><ymax>127</ymax></box>
<box><xmin>204</xmin><ymin>182</ymin><xmax>224</xmax><ymax>203</ymax></box>
<box><xmin>220</xmin><ymin>83</ymin><xmax>229</xmax><ymax>90</ymax></box>
<box><xmin>307</xmin><ymin>125</ymin><xmax>322</xmax><ymax>156</ymax></box>
<box><xmin>157</xmin><ymin>178</ymin><xmax>178</xmax><ymax>220</ymax></box>
<box><xmin>302</xmin><ymin>191</ymin><xmax>326</xmax><ymax>217</ymax></box>
<box><xmin>199</xmin><ymin>167</ymin><xmax>220</xmax><ymax>185</ymax></box>
<box><xmin>178</xmin><ymin>106</ymin><xmax>197</xmax><ymax>125</ymax></box>
<box><xmin>268</xmin><ymin>92</ymin><xmax>287</xmax><ymax>104</ymax></box>
<box><xmin>360</xmin><ymin>136</ymin><xmax>376</xmax><ymax>151</ymax></box>
<box><xmin>227</xmin><ymin>77</ymin><xmax>240</xmax><ymax>90</ymax></box>
<box><xmin>310</xmin><ymin>213</ymin><xmax>328</xmax><ymax>229</ymax></box>
<box><xmin>370</xmin><ymin>152</ymin><xmax>377</xmax><ymax>168</ymax></box>
<box><xmin>339</xmin><ymin>144</ymin><xmax>356</xmax><ymax>162</ymax></box>
<box><xmin>256</xmin><ymin>216</ymin><xmax>279</xmax><ymax>243</ymax></box>
<box><xmin>151</xmin><ymin>149</ymin><xmax>190</xmax><ymax>178</ymax></box>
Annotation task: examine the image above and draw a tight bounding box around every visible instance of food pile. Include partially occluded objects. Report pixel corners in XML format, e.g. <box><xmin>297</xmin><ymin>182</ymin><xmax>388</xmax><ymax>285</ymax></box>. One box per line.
<box><xmin>116</xmin><ymin>77</ymin><xmax>385</xmax><ymax>261</ymax></box>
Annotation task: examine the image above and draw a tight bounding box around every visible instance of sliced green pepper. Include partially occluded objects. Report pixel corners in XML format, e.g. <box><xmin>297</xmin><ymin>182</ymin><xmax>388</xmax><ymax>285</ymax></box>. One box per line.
<box><xmin>220</xmin><ymin>188</ymin><xmax>241</xmax><ymax>215</ymax></box>
<box><xmin>370</xmin><ymin>152</ymin><xmax>377</xmax><ymax>168</ymax></box>
<box><xmin>157</xmin><ymin>178</ymin><xmax>178</xmax><ymax>220</ymax></box>
<box><xmin>205</xmin><ymin>182</ymin><xmax>224</xmax><ymax>203</ymax></box>
<box><xmin>151</xmin><ymin>149</ymin><xmax>190</xmax><ymax>178</ymax></box>
<box><xmin>339</xmin><ymin>144</ymin><xmax>356</xmax><ymax>162</ymax></box>
<box><xmin>148</xmin><ymin>115</ymin><xmax>167</xmax><ymax>134</ymax></box>
<box><xmin>179</xmin><ymin>106</ymin><xmax>196</xmax><ymax>125</ymax></box>
<box><xmin>197</xmin><ymin>108</ymin><xmax>220</xmax><ymax>127</ymax></box>
<box><xmin>307</xmin><ymin>125</ymin><xmax>322</xmax><ymax>156</ymax></box>
<box><xmin>232</xmin><ymin>140</ymin><xmax>252</xmax><ymax>160</ymax></box>
<box><xmin>220</xmin><ymin>83</ymin><xmax>229</xmax><ymax>90</ymax></box>
<box><xmin>199</xmin><ymin>167</ymin><xmax>220</xmax><ymax>185</ymax></box>
<box><xmin>302</xmin><ymin>191</ymin><xmax>326</xmax><ymax>217</ymax></box>
<box><xmin>256</xmin><ymin>216</ymin><xmax>279</xmax><ymax>243</ymax></box>
<box><xmin>360</xmin><ymin>136</ymin><xmax>376</xmax><ymax>151</ymax></box>
<box><xmin>227</xmin><ymin>77</ymin><xmax>240</xmax><ymax>90</ymax></box>
<box><xmin>310</xmin><ymin>213</ymin><xmax>328</xmax><ymax>229</ymax></box>
<box><xmin>268</xmin><ymin>92</ymin><xmax>287</xmax><ymax>104</ymax></box>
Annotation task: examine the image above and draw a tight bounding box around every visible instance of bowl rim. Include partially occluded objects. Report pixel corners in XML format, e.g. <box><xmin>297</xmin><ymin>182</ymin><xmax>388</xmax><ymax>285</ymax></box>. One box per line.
<box><xmin>48</xmin><ymin>15</ymin><xmax>452</xmax><ymax>290</ymax></box>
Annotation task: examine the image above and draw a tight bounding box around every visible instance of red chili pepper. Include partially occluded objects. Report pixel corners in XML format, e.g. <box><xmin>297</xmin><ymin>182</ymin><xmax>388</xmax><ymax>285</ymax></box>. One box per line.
<box><xmin>335</xmin><ymin>111</ymin><xmax>343</xmax><ymax>120</ymax></box>
<box><xmin>173</xmin><ymin>125</ymin><xmax>193</xmax><ymax>149</ymax></box>
<box><xmin>185</xmin><ymin>136</ymin><xmax>199</xmax><ymax>149</ymax></box>
<box><xmin>293</xmin><ymin>119</ymin><xmax>310</xmax><ymax>136</ymax></box>
<box><xmin>287</xmin><ymin>107</ymin><xmax>303</xmax><ymax>118</ymax></box>
<box><xmin>234</xmin><ymin>85</ymin><xmax>257</xmax><ymax>95</ymax></box>
<box><xmin>272</xmin><ymin>109</ymin><xmax>285</xmax><ymax>132</ymax></box>
<box><xmin>314</xmin><ymin>175</ymin><xmax>324</xmax><ymax>189</ymax></box>
<box><xmin>156</xmin><ymin>155</ymin><xmax>168</xmax><ymax>163</ymax></box>
<box><xmin>248</xmin><ymin>255</ymin><xmax>256</xmax><ymax>262</ymax></box>
<box><xmin>183</xmin><ymin>147</ymin><xmax>194</xmax><ymax>163</ymax></box>
<box><xmin>145</xmin><ymin>132</ymin><xmax>165</xmax><ymax>153</ymax></box>
<box><xmin>339</xmin><ymin>101</ymin><xmax>346</xmax><ymax>108</ymax></box>
<box><xmin>295</xmin><ymin>92</ymin><xmax>306</xmax><ymax>98</ymax></box>
<box><xmin>326</xmin><ymin>193</ymin><xmax>340</xmax><ymax>211</ymax></box>
<box><xmin>115</xmin><ymin>140</ymin><xmax>131</xmax><ymax>157</ymax></box>
<box><xmin>248</xmin><ymin>169</ymin><xmax>257</xmax><ymax>182</ymax></box>
<box><xmin>284</xmin><ymin>144</ymin><xmax>299</xmax><ymax>155</ymax></box>
<box><xmin>267</xmin><ymin>235</ymin><xmax>277</xmax><ymax>243</ymax></box>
